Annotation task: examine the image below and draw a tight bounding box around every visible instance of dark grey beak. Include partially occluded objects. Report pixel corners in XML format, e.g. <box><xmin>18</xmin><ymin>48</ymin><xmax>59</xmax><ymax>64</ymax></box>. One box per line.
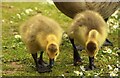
<box><xmin>49</xmin><ymin>59</ymin><xmax>54</xmax><ymax>68</ymax></box>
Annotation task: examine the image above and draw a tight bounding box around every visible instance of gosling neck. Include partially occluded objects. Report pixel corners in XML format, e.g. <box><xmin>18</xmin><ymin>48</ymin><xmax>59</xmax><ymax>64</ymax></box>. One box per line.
<box><xmin>86</xmin><ymin>29</ymin><xmax>99</xmax><ymax>48</ymax></box>
<box><xmin>47</xmin><ymin>34</ymin><xmax>58</xmax><ymax>44</ymax></box>
<box><xmin>88</xmin><ymin>29</ymin><xmax>99</xmax><ymax>40</ymax></box>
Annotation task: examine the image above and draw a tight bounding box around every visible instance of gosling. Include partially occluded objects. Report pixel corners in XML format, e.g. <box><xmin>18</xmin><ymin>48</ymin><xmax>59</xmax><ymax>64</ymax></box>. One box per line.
<box><xmin>20</xmin><ymin>14</ymin><xmax>63</xmax><ymax>73</ymax></box>
<box><xmin>68</xmin><ymin>10</ymin><xmax>108</xmax><ymax>70</ymax></box>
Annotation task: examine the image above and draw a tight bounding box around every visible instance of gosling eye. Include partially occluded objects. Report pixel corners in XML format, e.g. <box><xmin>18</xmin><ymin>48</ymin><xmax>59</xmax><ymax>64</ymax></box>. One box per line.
<box><xmin>55</xmin><ymin>53</ymin><xmax>57</xmax><ymax>56</ymax></box>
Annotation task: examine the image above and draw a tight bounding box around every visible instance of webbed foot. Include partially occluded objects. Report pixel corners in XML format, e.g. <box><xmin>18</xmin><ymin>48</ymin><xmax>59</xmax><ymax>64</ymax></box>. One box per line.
<box><xmin>74</xmin><ymin>57</ymin><xmax>82</xmax><ymax>66</ymax></box>
<box><xmin>38</xmin><ymin>59</ymin><xmax>48</xmax><ymax>67</ymax></box>
<box><xmin>85</xmin><ymin>64</ymin><xmax>96</xmax><ymax>70</ymax></box>
<box><xmin>37</xmin><ymin>64</ymin><xmax>52</xmax><ymax>73</ymax></box>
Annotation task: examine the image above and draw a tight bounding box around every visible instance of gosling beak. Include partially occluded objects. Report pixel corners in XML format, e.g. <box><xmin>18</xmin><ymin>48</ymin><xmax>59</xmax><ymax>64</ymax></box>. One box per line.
<box><xmin>49</xmin><ymin>59</ymin><xmax>54</xmax><ymax>68</ymax></box>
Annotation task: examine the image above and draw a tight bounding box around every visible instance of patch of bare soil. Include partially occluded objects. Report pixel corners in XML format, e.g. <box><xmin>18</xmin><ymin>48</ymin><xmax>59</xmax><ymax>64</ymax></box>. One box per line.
<box><xmin>3</xmin><ymin>62</ymin><xmax>24</xmax><ymax>75</ymax></box>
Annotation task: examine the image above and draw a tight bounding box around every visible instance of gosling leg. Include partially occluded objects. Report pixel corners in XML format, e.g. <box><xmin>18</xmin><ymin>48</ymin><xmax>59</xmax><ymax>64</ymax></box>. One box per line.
<box><xmin>86</xmin><ymin>56</ymin><xmax>96</xmax><ymax>70</ymax></box>
<box><xmin>38</xmin><ymin>51</ymin><xmax>48</xmax><ymax>66</ymax></box>
<box><xmin>31</xmin><ymin>53</ymin><xmax>51</xmax><ymax>73</ymax></box>
<box><xmin>103</xmin><ymin>18</ymin><xmax>113</xmax><ymax>46</ymax></box>
<box><xmin>69</xmin><ymin>38</ymin><xmax>82</xmax><ymax>66</ymax></box>
<box><xmin>103</xmin><ymin>39</ymin><xmax>113</xmax><ymax>46</ymax></box>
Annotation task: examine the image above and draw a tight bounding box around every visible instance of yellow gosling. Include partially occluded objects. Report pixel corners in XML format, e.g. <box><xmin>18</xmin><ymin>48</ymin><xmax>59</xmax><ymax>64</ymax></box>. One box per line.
<box><xmin>20</xmin><ymin>14</ymin><xmax>63</xmax><ymax>73</ymax></box>
<box><xmin>68</xmin><ymin>10</ymin><xmax>108</xmax><ymax>70</ymax></box>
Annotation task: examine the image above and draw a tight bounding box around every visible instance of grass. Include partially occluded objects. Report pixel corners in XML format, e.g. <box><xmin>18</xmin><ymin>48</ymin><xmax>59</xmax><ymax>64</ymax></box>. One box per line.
<box><xmin>2</xmin><ymin>2</ymin><xmax>120</xmax><ymax>76</ymax></box>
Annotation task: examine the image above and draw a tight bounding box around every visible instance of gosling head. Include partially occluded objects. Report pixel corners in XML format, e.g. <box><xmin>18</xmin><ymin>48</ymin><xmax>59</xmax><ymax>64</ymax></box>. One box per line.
<box><xmin>86</xmin><ymin>40</ymin><xmax>99</xmax><ymax>57</ymax></box>
<box><xmin>46</xmin><ymin>42</ymin><xmax>59</xmax><ymax>67</ymax></box>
